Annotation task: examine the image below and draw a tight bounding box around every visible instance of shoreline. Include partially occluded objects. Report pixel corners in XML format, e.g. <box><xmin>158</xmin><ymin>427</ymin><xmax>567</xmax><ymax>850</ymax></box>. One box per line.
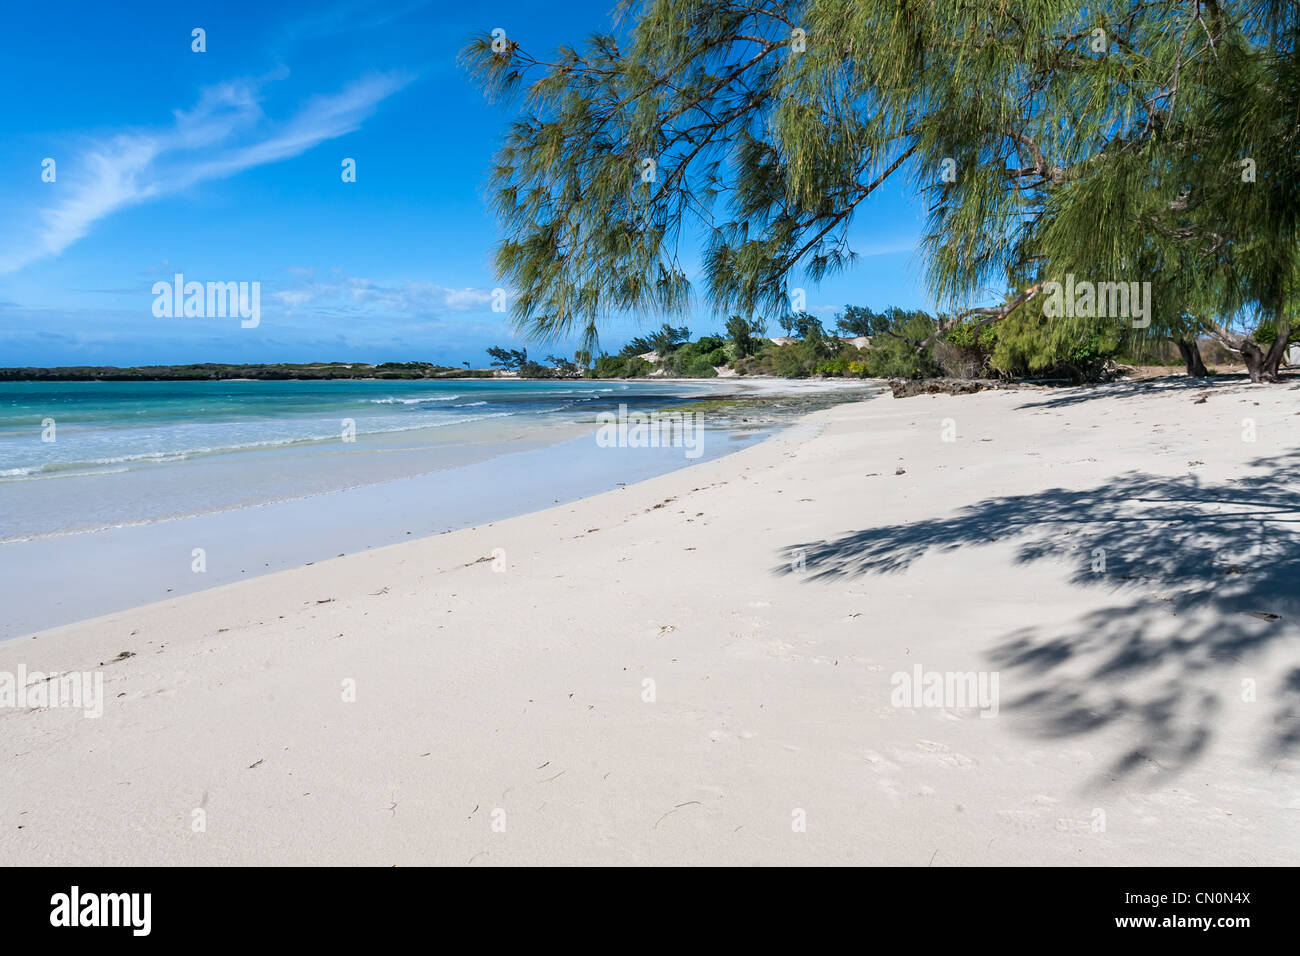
<box><xmin>1</xmin><ymin>380</ymin><xmax>1295</xmax><ymax>865</ymax></box>
<box><xmin>0</xmin><ymin>430</ymin><xmax>774</xmax><ymax>641</ymax></box>
<box><xmin>0</xmin><ymin>379</ymin><xmax>877</xmax><ymax>639</ymax></box>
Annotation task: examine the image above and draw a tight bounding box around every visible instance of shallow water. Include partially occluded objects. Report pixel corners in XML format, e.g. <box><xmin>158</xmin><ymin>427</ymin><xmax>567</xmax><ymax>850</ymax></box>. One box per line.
<box><xmin>0</xmin><ymin>379</ymin><xmax>715</xmax><ymax>540</ymax></box>
<box><xmin>0</xmin><ymin>378</ymin><xmax>880</xmax><ymax>637</ymax></box>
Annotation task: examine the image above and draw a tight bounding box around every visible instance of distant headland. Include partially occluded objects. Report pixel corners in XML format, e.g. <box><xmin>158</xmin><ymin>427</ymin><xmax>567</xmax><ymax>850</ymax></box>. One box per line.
<box><xmin>0</xmin><ymin>363</ymin><xmax>498</xmax><ymax>382</ymax></box>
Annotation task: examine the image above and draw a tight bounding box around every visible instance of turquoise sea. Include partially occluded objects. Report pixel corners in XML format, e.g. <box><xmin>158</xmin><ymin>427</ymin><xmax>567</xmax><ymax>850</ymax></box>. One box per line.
<box><xmin>0</xmin><ymin>377</ymin><xmax>876</xmax><ymax>637</ymax></box>
<box><xmin>0</xmin><ymin>379</ymin><xmax>707</xmax><ymax>482</ymax></box>
<box><xmin>0</xmin><ymin>378</ymin><xmax>721</xmax><ymax>540</ymax></box>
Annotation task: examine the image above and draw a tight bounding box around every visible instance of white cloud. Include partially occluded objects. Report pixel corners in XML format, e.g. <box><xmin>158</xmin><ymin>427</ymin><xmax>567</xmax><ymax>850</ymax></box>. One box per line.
<box><xmin>442</xmin><ymin>287</ymin><xmax>495</xmax><ymax>309</ymax></box>
<box><xmin>271</xmin><ymin>272</ymin><xmax>494</xmax><ymax>316</ymax></box>
<box><xmin>1</xmin><ymin>71</ymin><xmax>410</xmax><ymax>274</ymax></box>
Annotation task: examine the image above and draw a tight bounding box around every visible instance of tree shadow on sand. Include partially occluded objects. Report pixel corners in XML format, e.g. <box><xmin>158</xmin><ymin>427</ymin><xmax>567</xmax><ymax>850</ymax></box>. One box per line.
<box><xmin>775</xmin><ymin>451</ymin><xmax>1300</xmax><ymax>784</ymax></box>
<box><xmin>1012</xmin><ymin>374</ymin><xmax>1252</xmax><ymax>411</ymax></box>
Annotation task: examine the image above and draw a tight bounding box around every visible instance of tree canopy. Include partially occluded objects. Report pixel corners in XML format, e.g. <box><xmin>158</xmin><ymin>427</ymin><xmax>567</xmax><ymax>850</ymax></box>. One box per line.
<box><xmin>463</xmin><ymin>0</ymin><xmax>1299</xmax><ymax>380</ymax></box>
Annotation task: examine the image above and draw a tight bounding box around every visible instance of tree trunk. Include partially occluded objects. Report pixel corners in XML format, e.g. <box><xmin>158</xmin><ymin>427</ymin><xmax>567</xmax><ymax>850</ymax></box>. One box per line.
<box><xmin>1241</xmin><ymin>341</ymin><xmax>1268</xmax><ymax>383</ymax></box>
<box><xmin>1261</xmin><ymin>319</ymin><xmax>1291</xmax><ymax>381</ymax></box>
<box><xmin>1173</xmin><ymin>338</ymin><xmax>1209</xmax><ymax>377</ymax></box>
<box><xmin>1206</xmin><ymin>316</ymin><xmax>1288</xmax><ymax>384</ymax></box>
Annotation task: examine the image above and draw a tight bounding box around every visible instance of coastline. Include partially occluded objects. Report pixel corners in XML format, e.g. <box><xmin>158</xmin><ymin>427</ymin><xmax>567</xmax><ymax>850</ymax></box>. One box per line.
<box><xmin>1</xmin><ymin>378</ymin><xmax>1295</xmax><ymax>865</ymax></box>
<box><xmin>0</xmin><ymin>379</ymin><xmax>878</xmax><ymax>638</ymax></box>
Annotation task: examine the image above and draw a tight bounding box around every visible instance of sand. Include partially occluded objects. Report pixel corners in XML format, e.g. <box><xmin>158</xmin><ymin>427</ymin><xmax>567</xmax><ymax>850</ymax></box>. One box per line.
<box><xmin>1</xmin><ymin>377</ymin><xmax>1297</xmax><ymax>865</ymax></box>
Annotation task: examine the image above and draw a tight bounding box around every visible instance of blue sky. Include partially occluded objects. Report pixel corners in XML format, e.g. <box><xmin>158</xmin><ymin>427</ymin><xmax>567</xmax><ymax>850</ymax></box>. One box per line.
<box><xmin>0</xmin><ymin>0</ymin><xmax>933</xmax><ymax>367</ymax></box>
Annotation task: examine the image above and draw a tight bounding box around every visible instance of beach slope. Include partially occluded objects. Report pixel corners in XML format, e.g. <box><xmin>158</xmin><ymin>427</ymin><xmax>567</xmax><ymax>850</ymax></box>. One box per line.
<box><xmin>2</xmin><ymin>379</ymin><xmax>1297</xmax><ymax>865</ymax></box>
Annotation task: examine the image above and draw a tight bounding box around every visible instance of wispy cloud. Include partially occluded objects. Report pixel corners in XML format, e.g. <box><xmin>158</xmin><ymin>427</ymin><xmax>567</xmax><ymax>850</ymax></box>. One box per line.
<box><xmin>1</xmin><ymin>71</ymin><xmax>411</xmax><ymax>274</ymax></box>
<box><xmin>273</xmin><ymin>271</ymin><xmax>494</xmax><ymax>316</ymax></box>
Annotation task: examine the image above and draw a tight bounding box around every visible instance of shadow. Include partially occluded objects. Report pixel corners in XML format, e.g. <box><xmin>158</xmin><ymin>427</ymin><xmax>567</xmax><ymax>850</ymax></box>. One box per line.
<box><xmin>776</xmin><ymin>451</ymin><xmax>1300</xmax><ymax>783</ymax></box>
<box><xmin>1014</xmin><ymin>374</ymin><xmax>1250</xmax><ymax>411</ymax></box>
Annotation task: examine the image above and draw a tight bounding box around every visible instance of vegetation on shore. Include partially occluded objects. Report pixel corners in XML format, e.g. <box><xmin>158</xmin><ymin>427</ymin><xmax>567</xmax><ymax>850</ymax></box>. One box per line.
<box><xmin>488</xmin><ymin>307</ymin><xmax>1278</xmax><ymax>383</ymax></box>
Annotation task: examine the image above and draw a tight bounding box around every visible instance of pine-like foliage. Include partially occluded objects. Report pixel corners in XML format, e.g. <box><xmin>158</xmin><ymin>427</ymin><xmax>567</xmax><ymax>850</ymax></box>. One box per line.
<box><xmin>463</xmin><ymin>1</ymin><xmax>1298</xmax><ymax>379</ymax></box>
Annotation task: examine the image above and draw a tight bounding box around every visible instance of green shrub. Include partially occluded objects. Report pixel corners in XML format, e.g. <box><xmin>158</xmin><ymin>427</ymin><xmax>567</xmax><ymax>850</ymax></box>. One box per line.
<box><xmin>681</xmin><ymin>355</ymin><xmax>718</xmax><ymax>377</ymax></box>
<box><xmin>517</xmin><ymin>360</ymin><xmax>554</xmax><ymax>378</ymax></box>
<box><xmin>725</xmin><ymin>315</ymin><xmax>767</xmax><ymax>357</ymax></box>
<box><xmin>1253</xmin><ymin>318</ymin><xmax>1299</xmax><ymax>347</ymax></box>
<box><xmin>769</xmin><ymin>346</ymin><xmax>814</xmax><ymax>376</ymax></box>
<box><xmin>858</xmin><ymin>313</ymin><xmax>940</xmax><ymax>379</ymax></box>
<box><xmin>659</xmin><ymin>341</ymin><xmax>725</xmax><ymax>377</ymax></box>
<box><xmin>942</xmin><ymin>320</ymin><xmax>999</xmax><ymax>350</ymax></box>
<box><xmin>813</xmin><ymin>346</ymin><xmax>872</xmax><ymax>377</ymax></box>
<box><xmin>990</xmin><ymin>312</ymin><xmax>1122</xmax><ymax>382</ymax></box>
<box><xmin>814</xmin><ymin>356</ymin><xmax>851</xmax><ymax>375</ymax></box>
<box><xmin>593</xmin><ymin>355</ymin><xmax>653</xmax><ymax>377</ymax></box>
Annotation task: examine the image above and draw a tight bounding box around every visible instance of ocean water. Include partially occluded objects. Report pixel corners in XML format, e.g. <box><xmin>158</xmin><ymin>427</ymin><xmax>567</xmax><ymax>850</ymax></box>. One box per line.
<box><xmin>0</xmin><ymin>377</ymin><xmax>880</xmax><ymax>637</ymax></box>
<box><xmin>0</xmin><ymin>379</ymin><xmax>698</xmax><ymax>480</ymax></box>
<box><xmin>0</xmin><ymin>379</ymin><xmax>720</xmax><ymax>540</ymax></box>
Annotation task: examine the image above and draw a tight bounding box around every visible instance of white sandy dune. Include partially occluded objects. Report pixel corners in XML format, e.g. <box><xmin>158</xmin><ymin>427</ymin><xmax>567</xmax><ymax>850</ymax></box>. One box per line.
<box><xmin>2</xmin><ymin>378</ymin><xmax>1297</xmax><ymax>865</ymax></box>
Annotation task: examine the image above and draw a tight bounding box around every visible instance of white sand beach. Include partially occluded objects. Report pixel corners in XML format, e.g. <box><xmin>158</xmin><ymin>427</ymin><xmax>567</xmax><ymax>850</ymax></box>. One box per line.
<box><xmin>1</xmin><ymin>379</ymin><xmax>1297</xmax><ymax>865</ymax></box>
